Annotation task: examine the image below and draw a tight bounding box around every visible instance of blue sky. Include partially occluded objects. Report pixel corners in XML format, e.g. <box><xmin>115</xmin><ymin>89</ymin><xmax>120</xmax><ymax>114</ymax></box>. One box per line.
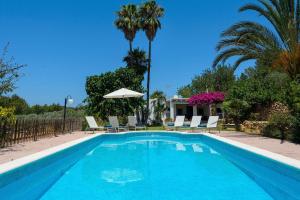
<box><xmin>0</xmin><ymin>0</ymin><xmax>264</xmax><ymax>106</ymax></box>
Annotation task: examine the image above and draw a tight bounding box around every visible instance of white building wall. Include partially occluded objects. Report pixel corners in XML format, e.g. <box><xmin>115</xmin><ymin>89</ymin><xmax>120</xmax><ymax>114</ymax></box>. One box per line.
<box><xmin>170</xmin><ymin>101</ymin><xmax>175</xmax><ymax>120</ymax></box>
<box><xmin>148</xmin><ymin>99</ymin><xmax>156</xmax><ymax>122</ymax></box>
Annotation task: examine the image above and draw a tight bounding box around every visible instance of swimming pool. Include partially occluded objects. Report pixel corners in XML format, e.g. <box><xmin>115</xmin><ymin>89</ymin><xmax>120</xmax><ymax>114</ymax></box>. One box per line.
<box><xmin>0</xmin><ymin>132</ymin><xmax>299</xmax><ymax>200</ymax></box>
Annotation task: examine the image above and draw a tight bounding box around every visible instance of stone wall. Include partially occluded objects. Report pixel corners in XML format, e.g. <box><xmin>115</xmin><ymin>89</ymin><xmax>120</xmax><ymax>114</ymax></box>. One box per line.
<box><xmin>240</xmin><ymin>120</ymin><xmax>269</xmax><ymax>134</ymax></box>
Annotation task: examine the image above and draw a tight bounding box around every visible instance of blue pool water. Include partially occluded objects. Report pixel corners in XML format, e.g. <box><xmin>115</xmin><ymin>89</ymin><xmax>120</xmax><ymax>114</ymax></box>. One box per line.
<box><xmin>1</xmin><ymin>132</ymin><xmax>300</xmax><ymax>200</ymax></box>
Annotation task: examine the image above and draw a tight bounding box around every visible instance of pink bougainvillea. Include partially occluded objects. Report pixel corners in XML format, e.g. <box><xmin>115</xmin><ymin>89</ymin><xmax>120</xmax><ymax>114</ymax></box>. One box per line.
<box><xmin>188</xmin><ymin>92</ymin><xmax>225</xmax><ymax>106</ymax></box>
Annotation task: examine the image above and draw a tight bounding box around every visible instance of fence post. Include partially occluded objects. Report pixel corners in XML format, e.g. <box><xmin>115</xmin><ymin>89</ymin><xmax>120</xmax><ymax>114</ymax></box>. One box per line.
<box><xmin>13</xmin><ymin>120</ymin><xmax>18</xmax><ymax>144</ymax></box>
<box><xmin>71</xmin><ymin>119</ymin><xmax>74</xmax><ymax>133</ymax></box>
<box><xmin>0</xmin><ymin>123</ymin><xmax>4</xmax><ymax>148</ymax></box>
<box><xmin>69</xmin><ymin>119</ymin><xmax>72</xmax><ymax>134</ymax></box>
<box><xmin>33</xmin><ymin>120</ymin><xmax>37</xmax><ymax>141</ymax></box>
<box><xmin>1</xmin><ymin>122</ymin><xmax>7</xmax><ymax>148</ymax></box>
<box><xmin>54</xmin><ymin>119</ymin><xmax>58</xmax><ymax>137</ymax></box>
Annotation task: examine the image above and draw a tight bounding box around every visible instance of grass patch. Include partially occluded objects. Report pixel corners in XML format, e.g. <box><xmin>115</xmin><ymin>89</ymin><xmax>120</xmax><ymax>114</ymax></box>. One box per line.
<box><xmin>146</xmin><ymin>126</ymin><xmax>165</xmax><ymax>130</ymax></box>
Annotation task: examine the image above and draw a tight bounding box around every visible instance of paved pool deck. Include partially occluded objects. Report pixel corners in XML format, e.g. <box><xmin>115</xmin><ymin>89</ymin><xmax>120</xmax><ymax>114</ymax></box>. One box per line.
<box><xmin>0</xmin><ymin>131</ymin><xmax>300</xmax><ymax>165</ymax></box>
<box><xmin>218</xmin><ymin>131</ymin><xmax>300</xmax><ymax>160</ymax></box>
<box><xmin>0</xmin><ymin>131</ymin><xmax>93</xmax><ymax>164</ymax></box>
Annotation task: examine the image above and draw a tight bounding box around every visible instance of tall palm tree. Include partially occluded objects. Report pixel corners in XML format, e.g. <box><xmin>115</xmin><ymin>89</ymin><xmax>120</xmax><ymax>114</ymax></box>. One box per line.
<box><xmin>213</xmin><ymin>0</ymin><xmax>300</xmax><ymax>79</ymax></box>
<box><xmin>139</xmin><ymin>0</ymin><xmax>164</xmax><ymax>123</ymax></box>
<box><xmin>115</xmin><ymin>4</ymin><xmax>140</xmax><ymax>52</ymax></box>
<box><xmin>123</xmin><ymin>48</ymin><xmax>148</xmax><ymax>123</ymax></box>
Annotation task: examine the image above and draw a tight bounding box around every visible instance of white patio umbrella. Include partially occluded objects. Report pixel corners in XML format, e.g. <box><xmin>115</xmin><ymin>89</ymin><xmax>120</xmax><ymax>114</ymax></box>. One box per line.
<box><xmin>104</xmin><ymin>88</ymin><xmax>144</xmax><ymax>99</ymax></box>
<box><xmin>104</xmin><ymin>88</ymin><xmax>144</xmax><ymax>123</ymax></box>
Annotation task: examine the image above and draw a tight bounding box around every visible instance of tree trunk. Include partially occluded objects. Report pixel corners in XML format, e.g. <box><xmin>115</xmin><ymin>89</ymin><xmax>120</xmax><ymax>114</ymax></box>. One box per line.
<box><xmin>129</xmin><ymin>41</ymin><xmax>133</xmax><ymax>52</ymax></box>
<box><xmin>146</xmin><ymin>40</ymin><xmax>152</xmax><ymax>124</ymax></box>
<box><xmin>141</xmin><ymin>105</ymin><xmax>145</xmax><ymax>124</ymax></box>
<box><xmin>297</xmin><ymin>0</ymin><xmax>300</xmax><ymax>42</ymax></box>
<box><xmin>234</xmin><ymin>118</ymin><xmax>240</xmax><ymax>131</ymax></box>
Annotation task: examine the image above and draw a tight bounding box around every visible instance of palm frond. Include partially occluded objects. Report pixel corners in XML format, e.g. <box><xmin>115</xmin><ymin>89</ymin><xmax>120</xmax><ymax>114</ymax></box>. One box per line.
<box><xmin>139</xmin><ymin>0</ymin><xmax>164</xmax><ymax>41</ymax></box>
<box><xmin>115</xmin><ymin>4</ymin><xmax>140</xmax><ymax>42</ymax></box>
<box><xmin>214</xmin><ymin>0</ymin><xmax>300</xmax><ymax>79</ymax></box>
<box><xmin>233</xmin><ymin>55</ymin><xmax>256</xmax><ymax>70</ymax></box>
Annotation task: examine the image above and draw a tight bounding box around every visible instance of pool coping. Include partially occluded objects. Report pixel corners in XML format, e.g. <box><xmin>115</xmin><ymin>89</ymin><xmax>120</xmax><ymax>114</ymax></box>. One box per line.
<box><xmin>201</xmin><ymin>132</ymin><xmax>300</xmax><ymax>169</ymax></box>
<box><xmin>0</xmin><ymin>131</ymin><xmax>299</xmax><ymax>175</ymax></box>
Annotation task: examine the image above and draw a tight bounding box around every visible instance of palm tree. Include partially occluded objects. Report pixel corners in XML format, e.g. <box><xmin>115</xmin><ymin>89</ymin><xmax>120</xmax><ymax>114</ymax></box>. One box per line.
<box><xmin>123</xmin><ymin>48</ymin><xmax>148</xmax><ymax>76</ymax></box>
<box><xmin>213</xmin><ymin>0</ymin><xmax>300</xmax><ymax>79</ymax></box>
<box><xmin>123</xmin><ymin>48</ymin><xmax>148</xmax><ymax>123</ymax></box>
<box><xmin>150</xmin><ymin>90</ymin><xmax>167</xmax><ymax>124</ymax></box>
<box><xmin>115</xmin><ymin>4</ymin><xmax>140</xmax><ymax>52</ymax></box>
<box><xmin>139</xmin><ymin>0</ymin><xmax>164</xmax><ymax>123</ymax></box>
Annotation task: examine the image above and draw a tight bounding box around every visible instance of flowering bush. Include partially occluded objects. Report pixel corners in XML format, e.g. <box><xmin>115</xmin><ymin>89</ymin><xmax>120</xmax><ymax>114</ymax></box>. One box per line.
<box><xmin>188</xmin><ymin>92</ymin><xmax>225</xmax><ymax>106</ymax></box>
<box><xmin>0</xmin><ymin>106</ymin><xmax>16</xmax><ymax>124</ymax></box>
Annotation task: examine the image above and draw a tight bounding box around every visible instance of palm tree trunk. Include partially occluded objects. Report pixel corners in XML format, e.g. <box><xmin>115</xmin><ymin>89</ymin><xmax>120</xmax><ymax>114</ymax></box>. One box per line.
<box><xmin>146</xmin><ymin>40</ymin><xmax>152</xmax><ymax>124</ymax></box>
<box><xmin>296</xmin><ymin>0</ymin><xmax>300</xmax><ymax>41</ymax></box>
<box><xmin>129</xmin><ymin>41</ymin><xmax>133</xmax><ymax>52</ymax></box>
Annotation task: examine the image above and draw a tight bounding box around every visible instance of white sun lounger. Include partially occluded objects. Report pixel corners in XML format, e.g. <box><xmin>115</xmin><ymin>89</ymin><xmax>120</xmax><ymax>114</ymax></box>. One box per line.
<box><xmin>207</xmin><ymin>116</ymin><xmax>220</xmax><ymax>132</ymax></box>
<box><xmin>198</xmin><ymin>116</ymin><xmax>220</xmax><ymax>133</ymax></box>
<box><xmin>187</xmin><ymin>116</ymin><xmax>203</xmax><ymax>132</ymax></box>
<box><xmin>128</xmin><ymin>116</ymin><xmax>146</xmax><ymax>131</ymax></box>
<box><xmin>108</xmin><ymin>116</ymin><xmax>128</xmax><ymax>132</ymax></box>
<box><xmin>168</xmin><ymin>116</ymin><xmax>185</xmax><ymax>130</ymax></box>
<box><xmin>176</xmin><ymin>116</ymin><xmax>202</xmax><ymax>131</ymax></box>
<box><xmin>190</xmin><ymin>116</ymin><xmax>202</xmax><ymax>128</ymax></box>
<box><xmin>85</xmin><ymin>116</ymin><xmax>105</xmax><ymax>133</ymax></box>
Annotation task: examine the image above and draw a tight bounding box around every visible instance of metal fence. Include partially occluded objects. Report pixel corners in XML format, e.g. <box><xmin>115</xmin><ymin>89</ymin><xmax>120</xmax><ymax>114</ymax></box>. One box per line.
<box><xmin>0</xmin><ymin>118</ymin><xmax>83</xmax><ymax>148</ymax></box>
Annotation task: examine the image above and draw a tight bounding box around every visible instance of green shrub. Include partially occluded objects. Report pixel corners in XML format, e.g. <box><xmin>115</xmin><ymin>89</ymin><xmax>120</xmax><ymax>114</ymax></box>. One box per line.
<box><xmin>291</xmin><ymin>116</ymin><xmax>300</xmax><ymax>143</ymax></box>
<box><xmin>262</xmin><ymin>125</ymin><xmax>282</xmax><ymax>139</ymax></box>
<box><xmin>223</xmin><ymin>99</ymin><xmax>250</xmax><ymax>130</ymax></box>
<box><xmin>0</xmin><ymin>106</ymin><xmax>16</xmax><ymax>124</ymax></box>
<box><xmin>17</xmin><ymin>109</ymin><xmax>85</xmax><ymax>120</ymax></box>
<box><xmin>249</xmin><ymin>113</ymin><xmax>261</xmax><ymax>121</ymax></box>
<box><xmin>267</xmin><ymin>112</ymin><xmax>296</xmax><ymax>143</ymax></box>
